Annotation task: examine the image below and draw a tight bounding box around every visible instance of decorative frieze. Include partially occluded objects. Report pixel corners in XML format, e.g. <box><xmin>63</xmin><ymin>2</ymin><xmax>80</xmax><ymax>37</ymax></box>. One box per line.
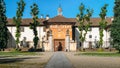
<box><xmin>50</xmin><ymin>25</ymin><xmax>71</xmax><ymax>28</ymax></box>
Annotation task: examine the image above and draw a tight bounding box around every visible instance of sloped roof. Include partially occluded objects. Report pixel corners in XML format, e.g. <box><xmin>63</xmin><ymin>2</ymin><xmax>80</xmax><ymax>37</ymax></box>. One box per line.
<box><xmin>47</xmin><ymin>15</ymin><xmax>75</xmax><ymax>23</ymax></box>
<box><xmin>6</xmin><ymin>16</ymin><xmax>113</xmax><ymax>26</ymax></box>
<box><xmin>7</xmin><ymin>18</ymin><xmax>45</xmax><ymax>26</ymax></box>
<box><xmin>90</xmin><ymin>18</ymin><xmax>112</xmax><ymax>26</ymax></box>
<box><xmin>69</xmin><ymin>17</ymin><xmax>112</xmax><ymax>26</ymax></box>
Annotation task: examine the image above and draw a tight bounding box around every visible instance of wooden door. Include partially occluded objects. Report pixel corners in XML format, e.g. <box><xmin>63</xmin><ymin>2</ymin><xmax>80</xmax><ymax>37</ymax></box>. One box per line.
<box><xmin>54</xmin><ymin>39</ymin><xmax>65</xmax><ymax>51</ymax></box>
<box><xmin>89</xmin><ymin>42</ymin><xmax>92</xmax><ymax>49</ymax></box>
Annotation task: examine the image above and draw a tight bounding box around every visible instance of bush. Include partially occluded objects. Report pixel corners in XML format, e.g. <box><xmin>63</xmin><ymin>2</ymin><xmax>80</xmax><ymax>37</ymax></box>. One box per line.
<box><xmin>97</xmin><ymin>48</ymin><xmax>104</xmax><ymax>52</ymax></box>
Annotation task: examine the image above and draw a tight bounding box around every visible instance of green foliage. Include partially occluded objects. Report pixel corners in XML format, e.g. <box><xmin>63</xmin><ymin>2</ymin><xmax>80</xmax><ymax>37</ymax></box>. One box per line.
<box><xmin>111</xmin><ymin>0</ymin><xmax>120</xmax><ymax>53</ymax></box>
<box><xmin>76</xmin><ymin>3</ymin><xmax>93</xmax><ymax>48</ymax></box>
<box><xmin>0</xmin><ymin>0</ymin><xmax>8</xmax><ymax>51</ymax></box>
<box><xmin>0</xmin><ymin>51</ymin><xmax>37</xmax><ymax>56</ymax></box>
<box><xmin>13</xmin><ymin>0</ymin><xmax>25</xmax><ymax>49</ymax></box>
<box><xmin>33</xmin><ymin>37</ymin><xmax>39</xmax><ymax>49</ymax></box>
<box><xmin>79</xmin><ymin>52</ymin><xmax>120</xmax><ymax>57</ymax></box>
<box><xmin>84</xmin><ymin>9</ymin><xmax>93</xmax><ymax>39</ymax></box>
<box><xmin>97</xmin><ymin>48</ymin><xmax>104</xmax><ymax>52</ymax></box>
<box><xmin>99</xmin><ymin>4</ymin><xmax>108</xmax><ymax>48</ymax></box>
<box><xmin>30</xmin><ymin>3</ymin><xmax>40</xmax><ymax>50</ymax></box>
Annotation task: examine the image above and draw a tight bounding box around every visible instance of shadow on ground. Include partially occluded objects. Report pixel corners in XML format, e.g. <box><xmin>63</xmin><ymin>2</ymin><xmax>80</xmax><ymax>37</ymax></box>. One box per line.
<box><xmin>0</xmin><ymin>56</ymin><xmax>39</xmax><ymax>64</ymax></box>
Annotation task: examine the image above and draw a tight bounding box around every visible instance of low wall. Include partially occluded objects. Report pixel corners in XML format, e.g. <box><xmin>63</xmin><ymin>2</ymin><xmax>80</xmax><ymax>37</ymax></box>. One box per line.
<box><xmin>43</xmin><ymin>40</ymin><xmax>77</xmax><ymax>52</ymax></box>
<box><xmin>70</xmin><ymin>41</ymin><xmax>77</xmax><ymax>51</ymax></box>
<box><xmin>83</xmin><ymin>41</ymin><xmax>111</xmax><ymax>48</ymax></box>
<box><xmin>43</xmin><ymin>41</ymin><xmax>50</xmax><ymax>51</ymax></box>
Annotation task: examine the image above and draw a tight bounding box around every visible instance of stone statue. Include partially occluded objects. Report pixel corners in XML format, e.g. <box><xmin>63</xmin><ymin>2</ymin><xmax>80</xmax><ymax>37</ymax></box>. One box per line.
<box><xmin>49</xmin><ymin>29</ymin><xmax>52</xmax><ymax>35</ymax></box>
<box><xmin>22</xmin><ymin>37</ymin><xmax>27</xmax><ymax>47</ymax></box>
<box><xmin>66</xmin><ymin>29</ymin><xmax>69</xmax><ymax>35</ymax></box>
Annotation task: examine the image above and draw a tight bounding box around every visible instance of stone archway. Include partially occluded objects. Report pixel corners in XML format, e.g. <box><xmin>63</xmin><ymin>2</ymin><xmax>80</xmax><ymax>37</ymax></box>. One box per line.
<box><xmin>54</xmin><ymin>39</ymin><xmax>65</xmax><ymax>51</ymax></box>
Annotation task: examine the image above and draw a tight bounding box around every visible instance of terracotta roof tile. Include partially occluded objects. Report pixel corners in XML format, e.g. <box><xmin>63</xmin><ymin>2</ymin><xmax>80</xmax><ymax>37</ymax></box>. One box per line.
<box><xmin>47</xmin><ymin>15</ymin><xmax>75</xmax><ymax>23</ymax></box>
<box><xmin>69</xmin><ymin>17</ymin><xmax>112</xmax><ymax>26</ymax></box>
<box><xmin>6</xmin><ymin>16</ymin><xmax>112</xmax><ymax>26</ymax></box>
<box><xmin>7</xmin><ymin>18</ymin><xmax>45</xmax><ymax>26</ymax></box>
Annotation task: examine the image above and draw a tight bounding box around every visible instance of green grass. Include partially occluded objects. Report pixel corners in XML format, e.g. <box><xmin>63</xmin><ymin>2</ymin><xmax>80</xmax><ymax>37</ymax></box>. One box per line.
<box><xmin>0</xmin><ymin>52</ymin><xmax>45</xmax><ymax>68</ymax></box>
<box><xmin>0</xmin><ymin>51</ymin><xmax>41</xmax><ymax>56</ymax></box>
<box><xmin>76</xmin><ymin>52</ymin><xmax>120</xmax><ymax>57</ymax></box>
<box><xmin>0</xmin><ymin>62</ymin><xmax>46</xmax><ymax>68</ymax></box>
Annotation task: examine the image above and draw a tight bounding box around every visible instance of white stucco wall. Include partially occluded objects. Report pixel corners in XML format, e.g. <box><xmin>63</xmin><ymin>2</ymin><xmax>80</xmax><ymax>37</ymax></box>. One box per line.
<box><xmin>75</xmin><ymin>27</ymin><xmax>110</xmax><ymax>48</ymax></box>
<box><xmin>7</xmin><ymin>26</ymin><xmax>46</xmax><ymax>48</ymax></box>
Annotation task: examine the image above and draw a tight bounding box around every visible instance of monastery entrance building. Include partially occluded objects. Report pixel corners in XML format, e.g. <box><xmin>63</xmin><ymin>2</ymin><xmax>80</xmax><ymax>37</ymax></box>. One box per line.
<box><xmin>6</xmin><ymin>5</ymin><xmax>112</xmax><ymax>52</ymax></box>
<box><xmin>43</xmin><ymin>6</ymin><xmax>76</xmax><ymax>52</ymax></box>
<box><xmin>44</xmin><ymin>15</ymin><xmax>76</xmax><ymax>51</ymax></box>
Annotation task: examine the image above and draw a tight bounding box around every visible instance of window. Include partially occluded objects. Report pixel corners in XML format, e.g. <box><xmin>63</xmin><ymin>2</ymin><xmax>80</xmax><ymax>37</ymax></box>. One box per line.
<box><xmin>89</xmin><ymin>28</ymin><xmax>92</xmax><ymax>31</ymax></box>
<box><xmin>20</xmin><ymin>27</ymin><xmax>24</xmax><ymax>32</ymax></box>
<box><xmin>43</xmin><ymin>27</ymin><xmax>46</xmax><ymax>32</ymax></box>
<box><xmin>89</xmin><ymin>35</ymin><xmax>92</xmax><ymax>38</ymax></box>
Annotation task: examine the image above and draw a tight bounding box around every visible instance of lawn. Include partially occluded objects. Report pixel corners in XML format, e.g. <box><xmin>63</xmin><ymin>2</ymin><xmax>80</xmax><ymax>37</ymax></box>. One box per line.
<box><xmin>0</xmin><ymin>52</ymin><xmax>45</xmax><ymax>68</ymax></box>
<box><xmin>0</xmin><ymin>63</ymin><xmax>46</xmax><ymax>68</ymax></box>
<box><xmin>0</xmin><ymin>51</ymin><xmax>42</xmax><ymax>56</ymax></box>
<box><xmin>76</xmin><ymin>52</ymin><xmax>120</xmax><ymax>57</ymax></box>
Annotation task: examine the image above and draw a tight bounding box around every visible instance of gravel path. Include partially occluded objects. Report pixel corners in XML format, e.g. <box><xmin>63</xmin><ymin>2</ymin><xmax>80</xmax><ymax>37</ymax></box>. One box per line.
<box><xmin>2</xmin><ymin>52</ymin><xmax>120</xmax><ymax>68</ymax></box>
<box><xmin>45</xmin><ymin>52</ymin><xmax>74</xmax><ymax>68</ymax></box>
<box><xmin>20</xmin><ymin>52</ymin><xmax>53</xmax><ymax>63</ymax></box>
<box><xmin>65</xmin><ymin>52</ymin><xmax>120</xmax><ymax>68</ymax></box>
<box><xmin>0</xmin><ymin>52</ymin><xmax>53</xmax><ymax>68</ymax></box>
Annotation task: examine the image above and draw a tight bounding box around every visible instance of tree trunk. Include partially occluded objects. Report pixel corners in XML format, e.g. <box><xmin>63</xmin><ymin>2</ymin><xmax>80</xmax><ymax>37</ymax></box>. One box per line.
<box><xmin>3</xmin><ymin>48</ymin><xmax>5</xmax><ymax>51</ymax></box>
<box><xmin>100</xmin><ymin>45</ymin><xmax>102</xmax><ymax>49</ymax></box>
<box><xmin>98</xmin><ymin>45</ymin><xmax>103</xmax><ymax>52</ymax></box>
<box><xmin>34</xmin><ymin>46</ymin><xmax>37</xmax><ymax>51</ymax></box>
<box><xmin>81</xmin><ymin>42</ymin><xmax>85</xmax><ymax>52</ymax></box>
<box><xmin>16</xmin><ymin>45</ymin><xmax>19</xmax><ymax>49</ymax></box>
<box><xmin>119</xmin><ymin>50</ymin><xmax>120</xmax><ymax>53</ymax></box>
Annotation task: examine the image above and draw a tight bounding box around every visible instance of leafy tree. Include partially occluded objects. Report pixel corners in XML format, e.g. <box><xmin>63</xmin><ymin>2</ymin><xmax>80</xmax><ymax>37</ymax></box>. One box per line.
<box><xmin>111</xmin><ymin>0</ymin><xmax>120</xmax><ymax>53</ymax></box>
<box><xmin>13</xmin><ymin>0</ymin><xmax>25</xmax><ymax>49</ymax></box>
<box><xmin>99</xmin><ymin>4</ymin><xmax>108</xmax><ymax>50</ymax></box>
<box><xmin>0</xmin><ymin>0</ymin><xmax>8</xmax><ymax>51</ymax></box>
<box><xmin>76</xmin><ymin>3</ymin><xmax>93</xmax><ymax>51</ymax></box>
<box><xmin>84</xmin><ymin>9</ymin><xmax>93</xmax><ymax>41</ymax></box>
<box><xmin>30</xmin><ymin>3</ymin><xmax>39</xmax><ymax>50</ymax></box>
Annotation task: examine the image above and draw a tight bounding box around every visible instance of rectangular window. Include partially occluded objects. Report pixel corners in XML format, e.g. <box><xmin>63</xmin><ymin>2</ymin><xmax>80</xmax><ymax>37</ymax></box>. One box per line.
<box><xmin>89</xmin><ymin>35</ymin><xmax>92</xmax><ymax>38</ymax></box>
<box><xmin>43</xmin><ymin>27</ymin><xmax>46</xmax><ymax>32</ymax></box>
<box><xmin>89</xmin><ymin>27</ymin><xmax>92</xmax><ymax>31</ymax></box>
<box><xmin>20</xmin><ymin>27</ymin><xmax>24</xmax><ymax>32</ymax></box>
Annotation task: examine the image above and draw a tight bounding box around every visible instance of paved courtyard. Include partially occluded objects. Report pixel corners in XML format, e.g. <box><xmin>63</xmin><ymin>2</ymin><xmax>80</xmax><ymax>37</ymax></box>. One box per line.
<box><xmin>0</xmin><ymin>52</ymin><xmax>120</xmax><ymax>68</ymax></box>
<box><xmin>0</xmin><ymin>52</ymin><xmax>53</xmax><ymax>68</ymax></box>
<box><xmin>45</xmin><ymin>52</ymin><xmax>74</xmax><ymax>68</ymax></box>
<box><xmin>65</xmin><ymin>52</ymin><xmax>120</xmax><ymax>68</ymax></box>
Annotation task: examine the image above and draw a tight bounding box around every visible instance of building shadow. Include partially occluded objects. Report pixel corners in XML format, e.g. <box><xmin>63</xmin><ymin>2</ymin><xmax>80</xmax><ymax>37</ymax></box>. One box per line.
<box><xmin>0</xmin><ymin>56</ymin><xmax>39</xmax><ymax>64</ymax></box>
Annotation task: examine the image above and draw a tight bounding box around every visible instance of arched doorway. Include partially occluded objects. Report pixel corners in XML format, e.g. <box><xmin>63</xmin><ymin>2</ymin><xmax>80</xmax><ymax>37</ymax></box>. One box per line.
<box><xmin>54</xmin><ymin>39</ymin><xmax>65</xmax><ymax>51</ymax></box>
<box><xmin>58</xmin><ymin>42</ymin><xmax>62</xmax><ymax>51</ymax></box>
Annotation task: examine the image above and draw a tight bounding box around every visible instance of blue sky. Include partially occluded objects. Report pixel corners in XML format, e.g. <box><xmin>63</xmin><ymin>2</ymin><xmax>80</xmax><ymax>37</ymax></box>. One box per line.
<box><xmin>5</xmin><ymin>0</ymin><xmax>114</xmax><ymax>18</ymax></box>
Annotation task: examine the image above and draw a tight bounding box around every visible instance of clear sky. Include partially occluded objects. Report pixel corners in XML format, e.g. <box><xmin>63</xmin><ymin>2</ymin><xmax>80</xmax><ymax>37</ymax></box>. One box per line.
<box><xmin>5</xmin><ymin>0</ymin><xmax>114</xmax><ymax>18</ymax></box>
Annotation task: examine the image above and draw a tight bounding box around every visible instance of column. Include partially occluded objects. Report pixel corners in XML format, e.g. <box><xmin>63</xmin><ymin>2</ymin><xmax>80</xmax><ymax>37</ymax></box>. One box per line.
<box><xmin>65</xmin><ymin>29</ymin><xmax>70</xmax><ymax>52</ymax></box>
<box><xmin>49</xmin><ymin>30</ymin><xmax>53</xmax><ymax>51</ymax></box>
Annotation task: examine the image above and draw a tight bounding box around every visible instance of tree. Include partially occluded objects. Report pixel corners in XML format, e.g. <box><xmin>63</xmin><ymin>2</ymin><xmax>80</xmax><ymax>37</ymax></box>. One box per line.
<box><xmin>84</xmin><ymin>9</ymin><xmax>93</xmax><ymax>42</ymax></box>
<box><xmin>99</xmin><ymin>4</ymin><xmax>108</xmax><ymax>50</ymax></box>
<box><xmin>111</xmin><ymin>0</ymin><xmax>120</xmax><ymax>53</ymax></box>
<box><xmin>0</xmin><ymin>0</ymin><xmax>8</xmax><ymax>51</ymax></box>
<box><xmin>13</xmin><ymin>0</ymin><xmax>25</xmax><ymax>49</ymax></box>
<box><xmin>30</xmin><ymin>3</ymin><xmax>39</xmax><ymax>50</ymax></box>
<box><xmin>76</xmin><ymin>3</ymin><xmax>93</xmax><ymax>51</ymax></box>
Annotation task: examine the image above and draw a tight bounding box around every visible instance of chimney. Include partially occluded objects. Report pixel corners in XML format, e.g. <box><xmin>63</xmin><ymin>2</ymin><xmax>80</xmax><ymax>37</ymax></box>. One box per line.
<box><xmin>41</xmin><ymin>14</ymin><xmax>43</xmax><ymax>19</ymax></box>
<box><xmin>46</xmin><ymin>15</ymin><xmax>49</xmax><ymax>20</ymax></box>
<box><xmin>105</xmin><ymin>16</ymin><xmax>107</xmax><ymax>19</ymax></box>
<box><xmin>111</xmin><ymin>17</ymin><xmax>114</xmax><ymax>21</ymax></box>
